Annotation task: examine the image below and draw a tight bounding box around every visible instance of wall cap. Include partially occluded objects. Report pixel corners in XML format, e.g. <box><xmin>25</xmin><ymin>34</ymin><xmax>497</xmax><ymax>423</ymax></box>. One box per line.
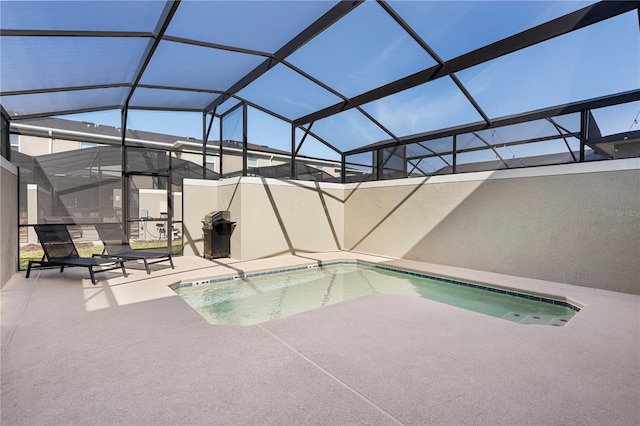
<box><xmin>183</xmin><ymin>158</ymin><xmax>639</xmax><ymax>190</ymax></box>
<box><xmin>343</xmin><ymin>158</ymin><xmax>640</xmax><ymax>189</ymax></box>
<box><xmin>1</xmin><ymin>156</ymin><xmax>18</xmax><ymax>175</ymax></box>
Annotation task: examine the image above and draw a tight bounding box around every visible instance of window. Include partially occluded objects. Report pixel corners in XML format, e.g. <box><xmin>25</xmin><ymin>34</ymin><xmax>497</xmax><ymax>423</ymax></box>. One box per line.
<box><xmin>205</xmin><ymin>155</ymin><xmax>216</xmax><ymax>172</ymax></box>
<box><xmin>247</xmin><ymin>157</ymin><xmax>258</xmax><ymax>167</ymax></box>
<box><xmin>80</xmin><ymin>142</ymin><xmax>96</xmax><ymax>149</ymax></box>
<box><xmin>10</xmin><ymin>134</ymin><xmax>19</xmax><ymax>151</ymax></box>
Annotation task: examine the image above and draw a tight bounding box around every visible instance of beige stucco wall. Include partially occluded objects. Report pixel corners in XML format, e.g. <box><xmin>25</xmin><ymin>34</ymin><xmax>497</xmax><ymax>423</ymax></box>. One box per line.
<box><xmin>182</xmin><ymin>177</ymin><xmax>344</xmax><ymax>260</ymax></box>
<box><xmin>1</xmin><ymin>157</ymin><xmax>19</xmax><ymax>287</ymax></box>
<box><xmin>216</xmin><ymin>179</ymin><xmax>242</xmax><ymax>259</ymax></box>
<box><xmin>182</xmin><ymin>180</ymin><xmax>218</xmax><ymax>257</ymax></box>
<box><xmin>237</xmin><ymin>179</ymin><xmax>344</xmax><ymax>259</ymax></box>
<box><xmin>184</xmin><ymin>160</ymin><xmax>638</xmax><ymax>294</ymax></box>
<box><xmin>344</xmin><ymin>159</ymin><xmax>640</xmax><ymax>294</ymax></box>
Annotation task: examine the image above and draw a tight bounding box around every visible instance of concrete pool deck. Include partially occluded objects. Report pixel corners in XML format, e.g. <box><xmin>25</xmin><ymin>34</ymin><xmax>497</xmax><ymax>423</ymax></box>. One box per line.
<box><xmin>2</xmin><ymin>252</ymin><xmax>639</xmax><ymax>425</ymax></box>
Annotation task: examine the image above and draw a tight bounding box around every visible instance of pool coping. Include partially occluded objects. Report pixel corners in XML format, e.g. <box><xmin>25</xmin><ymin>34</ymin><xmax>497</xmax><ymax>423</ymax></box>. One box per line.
<box><xmin>170</xmin><ymin>259</ymin><xmax>583</xmax><ymax>313</ymax></box>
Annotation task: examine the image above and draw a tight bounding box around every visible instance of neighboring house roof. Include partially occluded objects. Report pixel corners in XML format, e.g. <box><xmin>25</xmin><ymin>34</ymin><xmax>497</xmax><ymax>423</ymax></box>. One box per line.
<box><xmin>11</xmin><ymin>145</ymin><xmax>215</xmax><ymax>191</ymax></box>
<box><xmin>12</xmin><ymin>117</ymin><xmax>291</xmax><ymax>156</ymax></box>
<box><xmin>432</xmin><ymin>150</ymin><xmax>604</xmax><ymax>175</ymax></box>
<box><xmin>244</xmin><ymin>162</ymin><xmax>338</xmax><ymax>182</ymax></box>
<box><xmin>587</xmin><ymin>130</ymin><xmax>640</xmax><ymax>158</ymax></box>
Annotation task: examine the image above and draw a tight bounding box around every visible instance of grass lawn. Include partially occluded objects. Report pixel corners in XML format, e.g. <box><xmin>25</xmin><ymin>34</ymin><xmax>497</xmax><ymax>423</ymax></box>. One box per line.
<box><xmin>19</xmin><ymin>241</ymin><xmax>183</xmax><ymax>271</ymax></box>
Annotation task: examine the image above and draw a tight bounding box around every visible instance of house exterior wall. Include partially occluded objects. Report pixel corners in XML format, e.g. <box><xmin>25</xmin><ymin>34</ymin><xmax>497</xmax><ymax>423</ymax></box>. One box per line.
<box><xmin>1</xmin><ymin>157</ymin><xmax>18</xmax><ymax>287</ymax></box>
<box><xmin>17</xmin><ymin>135</ymin><xmax>89</xmax><ymax>156</ymax></box>
<box><xmin>15</xmin><ymin>135</ymin><xmax>47</xmax><ymax>156</ymax></box>
<box><xmin>221</xmin><ymin>153</ymin><xmax>246</xmax><ymax>176</ymax></box>
<box><xmin>52</xmin><ymin>139</ymin><xmax>84</xmax><ymax>153</ymax></box>
<box><xmin>177</xmin><ymin>150</ymin><xmax>292</xmax><ymax>176</ymax></box>
<box><xmin>344</xmin><ymin>159</ymin><xmax>640</xmax><ymax>294</ymax></box>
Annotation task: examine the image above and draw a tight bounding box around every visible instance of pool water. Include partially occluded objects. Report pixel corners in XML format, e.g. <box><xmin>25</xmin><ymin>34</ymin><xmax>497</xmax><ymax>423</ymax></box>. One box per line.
<box><xmin>172</xmin><ymin>263</ymin><xmax>579</xmax><ymax>326</ymax></box>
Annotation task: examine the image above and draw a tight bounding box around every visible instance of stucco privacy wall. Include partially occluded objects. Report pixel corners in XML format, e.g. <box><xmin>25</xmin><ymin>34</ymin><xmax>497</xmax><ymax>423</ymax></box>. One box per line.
<box><xmin>182</xmin><ymin>159</ymin><xmax>638</xmax><ymax>294</ymax></box>
<box><xmin>344</xmin><ymin>159</ymin><xmax>640</xmax><ymax>294</ymax></box>
<box><xmin>181</xmin><ymin>179</ymin><xmax>217</xmax><ymax>257</ymax></box>
<box><xmin>1</xmin><ymin>157</ymin><xmax>18</xmax><ymax>287</ymax></box>
<box><xmin>237</xmin><ymin>178</ymin><xmax>344</xmax><ymax>260</ymax></box>
<box><xmin>182</xmin><ymin>177</ymin><xmax>344</xmax><ymax>260</ymax></box>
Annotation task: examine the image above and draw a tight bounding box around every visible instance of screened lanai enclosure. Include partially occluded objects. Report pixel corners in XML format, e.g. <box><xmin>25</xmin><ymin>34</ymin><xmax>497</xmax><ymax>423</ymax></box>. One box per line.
<box><xmin>1</xmin><ymin>0</ymin><xmax>639</xmax><ymax>254</ymax></box>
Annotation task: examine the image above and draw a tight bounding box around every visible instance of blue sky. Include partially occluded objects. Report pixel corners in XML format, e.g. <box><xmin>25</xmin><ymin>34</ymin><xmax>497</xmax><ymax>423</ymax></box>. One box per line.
<box><xmin>53</xmin><ymin>0</ymin><xmax>639</xmax><ymax>162</ymax></box>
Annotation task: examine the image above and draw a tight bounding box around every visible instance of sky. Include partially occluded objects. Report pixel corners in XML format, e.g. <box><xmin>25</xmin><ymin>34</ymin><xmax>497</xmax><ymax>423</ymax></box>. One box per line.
<box><xmin>38</xmin><ymin>0</ymin><xmax>639</xmax><ymax>164</ymax></box>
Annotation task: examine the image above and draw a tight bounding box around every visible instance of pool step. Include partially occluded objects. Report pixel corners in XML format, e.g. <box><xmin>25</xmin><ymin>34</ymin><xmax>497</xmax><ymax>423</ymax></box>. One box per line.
<box><xmin>502</xmin><ymin>312</ymin><xmax>572</xmax><ymax>326</ymax></box>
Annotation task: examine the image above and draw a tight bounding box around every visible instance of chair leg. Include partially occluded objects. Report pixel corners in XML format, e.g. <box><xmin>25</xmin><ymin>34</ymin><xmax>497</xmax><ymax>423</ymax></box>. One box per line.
<box><xmin>26</xmin><ymin>261</ymin><xmax>34</xmax><ymax>278</ymax></box>
<box><xmin>168</xmin><ymin>255</ymin><xmax>174</xmax><ymax>269</ymax></box>
<box><xmin>120</xmin><ymin>261</ymin><xmax>128</xmax><ymax>278</ymax></box>
<box><xmin>144</xmin><ymin>259</ymin><xmax>151</xmax><ymax>274</ymax></box>
<box><xmin>88</xmin><ymin>267</ymin><xmax>97</xmax><ymax>285</ymax></box>
<box><xmin>26</xmin><ymin>254</ymin><xmax>50</xmax><ymax>279</ymax></box>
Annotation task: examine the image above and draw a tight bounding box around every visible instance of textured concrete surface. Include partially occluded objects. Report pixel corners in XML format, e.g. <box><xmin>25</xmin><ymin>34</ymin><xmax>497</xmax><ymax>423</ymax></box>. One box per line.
<box><xmin>344</xmin><ymin>160</ymin><xmax>640</xmax><ymax>294</ymax></box>
<box><xmin>2</xmin><ymin>252</ymin><xmax>639</xmax><ymax>425</ymax></box>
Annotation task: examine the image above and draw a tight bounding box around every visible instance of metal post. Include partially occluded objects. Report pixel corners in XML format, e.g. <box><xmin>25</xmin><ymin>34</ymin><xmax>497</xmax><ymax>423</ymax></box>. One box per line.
<box><xmin>452</xmin><ymin>135</ymin><xmax>457</xmax><ymax>174</ymax></box>
<box><xmin>291</xmin><ymin>124</ymin><xmax>296</xmax><ymax>179</ymax></box>
<box><xmin>402</xmin><ymin>146</ymin><xmax>407</xmax><ymax>178</ymax></box>
<box><xmin>242</xmin><ymin>102</ymin><xmax>248</xmax><ymax>177</ymax></box>
<box><xmin>203</xmin><ymin>110</ymin><xmax>216</xmax><ymax>179</ymax></box>
<box><xmin>121</xmin><ymin>107</ymin><xmax>129</xmax><ymax>239</ymax></box>
<box><xmin>16</xmin><ymin>164</ymin><xmax>21</xmax><ymax>273</ymax></box>
<box><xmin>580</xmin><ymin>110</ymin><xmax>588</xmax><ymax>162</ymax></box>
<box><xmin>167</xmin><ymin>153</ymin><xmax>173</xmax><ymax>254</ymax></box>
<box><xmin>219</xmin><ymin>114</ymin><xmax>224</xmax><ymax>178</ymax></box>
<box><xmin>202</xmin><ymin>112</ymin><xmax>207</xmax><ymax>179</ymax></box>
<box><xmin>0</xmin><ymin>111</ymin><xmax>10</xmax><ymax>161</ymax></box>
<box><xmin>341</xmin><ymin>153</ymin><xmax>346</xmax><ymax>184</ymax></box>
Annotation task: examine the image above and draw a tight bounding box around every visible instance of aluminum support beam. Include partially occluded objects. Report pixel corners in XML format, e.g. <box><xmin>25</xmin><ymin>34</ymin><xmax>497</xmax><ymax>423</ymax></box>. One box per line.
<box><xmin>405</xmin><ymin>133</ymin><xmax>580</xmax><ymax>161</ymax></box>
<box><xmin>206</xmin><ymin>1</ymin><xmax>363</xmax><ymax>112</ymax></box>
<box><xmin>452</xmin><ymin>135</ymin><xmax>457</xmax><ymax>174</ymax></box>
<box><xmin>242</xmin><ymin>102</ymin><xmax>248</xmax><ymax>177</ymax></box>
<box><xmin>378</xmin><ymin>0</ymin><xmax>491</xmax><ymax>126</ymax></box>
<box><xmin>291</xmin><ymin>125</ymin><xmax>296</xmax><ymax>179</ymax></box>
<box><xmin>345</xmin><ymin>89</ymin><xmax>640</xmax><ymax>156</ymax></box>
<box><xmin>294</xmin><ymin>1</ymin><xmax>639</xmax><ymax>127</ymax></box>
<box><xmin>547</xmin><ymin>118</ymin><xmax>578</xmax><ymax>162</ymax></box>
<box><xmin>202</xmin><ymin>112</ymin><xmax>218</xmax><ymax>179</ymax></box>
<box><xmin>124</xmin><ymin>1</ymin><xmax>181</xmax><ymax>109</ymax></box>
<box><xmin>0</xmin><ymin>29</ymin><xmax>152</xmax><ymax>37</ymax></box>
<box><xmin>120</xmin><ymin>107</ymin><xmax>129</xmax><ymax>238</ymax></box>
<box><xmin>580</xmin><ymin>110</ymin><xmax>589</xmax><ymax>162</ymax></box>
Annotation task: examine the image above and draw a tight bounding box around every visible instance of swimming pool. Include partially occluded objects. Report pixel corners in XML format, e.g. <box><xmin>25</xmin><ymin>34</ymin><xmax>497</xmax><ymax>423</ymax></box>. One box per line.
<box><xmin>171</xmin><ymin>261</ymin><xmax>581</xmax><ymax>326</ymax></box>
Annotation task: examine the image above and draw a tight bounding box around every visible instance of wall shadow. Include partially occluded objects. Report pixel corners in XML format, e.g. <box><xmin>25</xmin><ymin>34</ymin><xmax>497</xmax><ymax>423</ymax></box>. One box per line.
<box><xmin>346</xmin><ymin>169</ymin><xmax>639</xmax><ymax>293</ymax></box>
<box><xmin>348</xmin><ymin>176</ymin><xmax>432</xmax><ymax>251</ymax></box>
<box><xmin>257</xmin><ymin>177</ymin><xmax>345</xmax><ymax>257</ymax></box>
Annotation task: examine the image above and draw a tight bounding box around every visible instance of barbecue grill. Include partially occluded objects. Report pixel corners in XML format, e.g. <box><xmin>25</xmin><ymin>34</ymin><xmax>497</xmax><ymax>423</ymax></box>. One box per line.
<box><xmin>202</xmin><ymin>211</ymin><xmax>235</xmax><ymax>259</ymax></box>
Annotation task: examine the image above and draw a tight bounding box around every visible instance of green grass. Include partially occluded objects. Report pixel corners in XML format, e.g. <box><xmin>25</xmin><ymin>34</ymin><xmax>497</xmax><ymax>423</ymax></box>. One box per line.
<box><xmin>19</xmin><ymin>241</ymin><xmax>183</xmax><ymax>271</ymax></box>
<box><xmin>129</xmin><ymin>240</ymin><xmax>183</xmax><ymax>254</ymax></box>
<box><xmin>19</xmin><ymin>246</ymin><xmax>103</xmax><ymax>271</ymax></box>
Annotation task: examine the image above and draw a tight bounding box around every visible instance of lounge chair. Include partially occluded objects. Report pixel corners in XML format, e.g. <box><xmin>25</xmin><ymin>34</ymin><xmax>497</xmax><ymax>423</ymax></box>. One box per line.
<box><xmin>94</xmin><ymin>222</ymin><xmax>174</xmax><ymax>274</ymax></box>
<box><xmin>26</xmin><ymin>224</ymin><xmax>128</xmax><ymax>285</ymax></box>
